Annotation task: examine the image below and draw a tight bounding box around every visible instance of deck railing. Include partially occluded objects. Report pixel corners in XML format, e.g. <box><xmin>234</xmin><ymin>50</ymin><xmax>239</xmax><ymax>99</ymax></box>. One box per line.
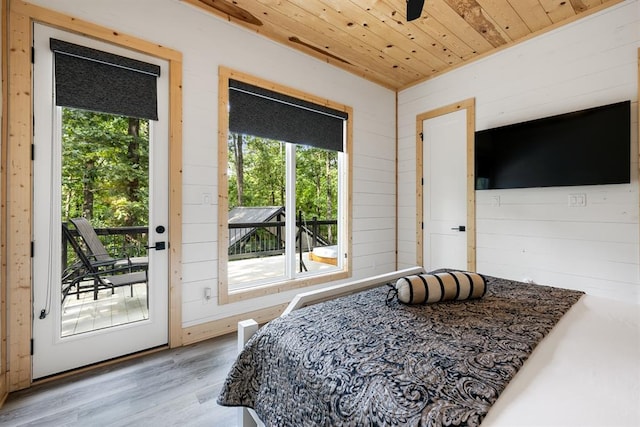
<box><xmin>62</xmin><ymin>218</ymin><xmax>337</xmax><ymax>266</ymax></box>
<box><xmin>228</xmin><ymin>217</ymin><xmax>337</xmax><ymax>261</ymax></box>
<box><xmin>62</xmin><ymin>224</ymin><xmax>148</xmax><ymax>271</ymax></box>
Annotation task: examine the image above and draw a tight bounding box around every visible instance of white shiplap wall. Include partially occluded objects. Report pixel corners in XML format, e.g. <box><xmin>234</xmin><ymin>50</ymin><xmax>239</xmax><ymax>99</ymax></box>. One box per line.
<box><xmin>398</xmin><ymin>1</ymin><xmax>640</xmax><ymax>304</ymax></box>
<box><xmin>31</xmin><ymin>0</ymin><xmax>397</xmax><ymax>327</ymax></box>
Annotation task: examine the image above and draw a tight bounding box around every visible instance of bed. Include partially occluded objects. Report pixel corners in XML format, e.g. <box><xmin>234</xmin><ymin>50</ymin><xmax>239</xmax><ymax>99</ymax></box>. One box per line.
<box><xmin>218</xmin><ymin>267</ymin><xmax>640</xmax><ymax>426</ymax></box>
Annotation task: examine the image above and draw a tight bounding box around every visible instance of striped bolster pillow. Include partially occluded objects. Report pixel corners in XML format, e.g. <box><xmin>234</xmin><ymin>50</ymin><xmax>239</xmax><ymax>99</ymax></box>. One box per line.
<box><xmin>395</xmin><ymin>271</ymin><xmax>487</xmax><ymax>304</ymax></box>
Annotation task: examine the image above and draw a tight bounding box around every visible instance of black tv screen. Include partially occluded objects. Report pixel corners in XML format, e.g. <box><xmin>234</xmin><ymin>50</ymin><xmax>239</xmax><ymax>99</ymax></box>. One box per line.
<box><xmin>475</xmin><ymin>100</ymin><xmax>631</xmax><ymax>190</ymax></box>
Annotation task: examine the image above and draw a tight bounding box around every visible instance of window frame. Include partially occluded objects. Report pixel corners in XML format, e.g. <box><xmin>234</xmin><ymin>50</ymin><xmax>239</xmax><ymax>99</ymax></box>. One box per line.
<box><xmin>218</xmin><ymin>67</ymin><xmax>352</xmax><ymax>304</ymax></box>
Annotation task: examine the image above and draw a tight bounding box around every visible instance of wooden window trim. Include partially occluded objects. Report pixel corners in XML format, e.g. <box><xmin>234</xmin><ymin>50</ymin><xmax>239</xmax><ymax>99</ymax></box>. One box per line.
<box><xmin>415</xmin><ymin>98</ymin><xmax>476</xmax><ymax>272</ymax></box>
<box><xmin>217</xmin><ymin>66</ymin><xmax>353</xmax><ymax>305</ymax></box>
<box><xmin>3</xmin><ymin>0</ymin><xmax>183</xmax><ymax>391</ymax></box>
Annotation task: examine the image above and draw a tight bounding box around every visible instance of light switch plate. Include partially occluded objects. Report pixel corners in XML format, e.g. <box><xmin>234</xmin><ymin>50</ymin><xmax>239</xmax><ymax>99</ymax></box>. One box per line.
<box><xmin>568</xmin><ymin>193</ymin><xmax>586</xmax><ymax>207</ymax></box>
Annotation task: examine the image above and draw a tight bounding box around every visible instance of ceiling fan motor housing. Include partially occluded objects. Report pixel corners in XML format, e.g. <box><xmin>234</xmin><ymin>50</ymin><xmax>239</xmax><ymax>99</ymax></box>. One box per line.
<box><xmin>407</xmin><ymin>0</ymin><xmax>425</xmax><ymax>21</ymax></box>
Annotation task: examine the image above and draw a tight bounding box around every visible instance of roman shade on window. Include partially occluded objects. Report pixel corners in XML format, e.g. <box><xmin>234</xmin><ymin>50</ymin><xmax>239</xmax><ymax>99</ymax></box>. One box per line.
<box><xmin>50</xmin><ymin>38</ymin><xmax>161</xmax><ymax>120</ymax></box>
<box><xmin>229</xmin><ymin>79</ymin><xmax>348</xmax><ymax>152</ymax></box>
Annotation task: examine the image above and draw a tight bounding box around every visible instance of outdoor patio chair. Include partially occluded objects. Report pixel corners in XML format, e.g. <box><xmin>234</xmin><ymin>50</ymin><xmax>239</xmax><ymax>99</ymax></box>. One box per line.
<box><xmin>62</xmin><ymin>220</ymin><xmax>148</xmax><ymax>303</ymax></box>
<box><xmin>69</xmin><ymin>217</ymin><xmax>148</xmax><ymax>269</ymax></box>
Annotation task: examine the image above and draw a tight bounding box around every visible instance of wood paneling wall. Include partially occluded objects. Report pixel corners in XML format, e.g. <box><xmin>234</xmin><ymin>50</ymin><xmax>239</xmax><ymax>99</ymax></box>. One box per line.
<box><xmin>398</xmin><ymin>1</ymin><xmax>640</xmax><ymax>303</ymax></box>
<box><xmin>1</xmin><ymin>0</ymin><xmax>7</xmax><ymax>406</ymax></box>
<box><xmin>3</xmin><ymin>0</ymin><xmax>183</xmax><ymax>390</ymax></box>
<box><xmin>11</xmin><ymin>0</ymin><xmax>396</xmax><ymax>352</ymax></box>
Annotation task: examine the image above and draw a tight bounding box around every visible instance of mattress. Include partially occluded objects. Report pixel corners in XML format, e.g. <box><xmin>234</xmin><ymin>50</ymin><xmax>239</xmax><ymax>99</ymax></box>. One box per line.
<box><xmin>482</xmin><ymin>294</ymin><xmax>640</xmax><ymax>426</ymax></box>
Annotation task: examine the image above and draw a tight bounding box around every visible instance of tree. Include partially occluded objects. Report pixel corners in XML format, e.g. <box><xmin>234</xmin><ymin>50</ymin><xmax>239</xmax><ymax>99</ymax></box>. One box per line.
<box><xmin>229</xmin><ymin>133</ymin><xmax>244</xmax><ymax>206</ymax></box>
<box><xmin>244</xmin><ymin>137</ymin><xmax>285</xmax><ymax>207</ymax></box>
<box><xmin>296</xmin><ymin>145</ymin><xmax>337</xmax><ymax>220</ymax></box>
<box><xmin>61</xmin><ymin>108</ymin><xmax>149</xmax><ymax>227</ymax></box>
<box><xmin>229</xmin><ymin>136</ymin><xmax>286</xmax><ymax>209</ymax></box>
<box><xmin>227</xmin><ymin>134</ymin><xmax>339</xmax><ymax>245</ymax></box>
<box><xmin>227</xmin><ymin>134</ymin><xmax>338</xmax><ymax>219</ymax></box>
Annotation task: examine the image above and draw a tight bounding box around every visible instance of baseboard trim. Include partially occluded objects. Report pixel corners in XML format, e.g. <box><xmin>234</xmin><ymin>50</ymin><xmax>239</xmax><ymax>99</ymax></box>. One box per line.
<box><xmin>182</xmin><ymin>303</ymin><xmax>288</xmax><ymax>345</ymax></box>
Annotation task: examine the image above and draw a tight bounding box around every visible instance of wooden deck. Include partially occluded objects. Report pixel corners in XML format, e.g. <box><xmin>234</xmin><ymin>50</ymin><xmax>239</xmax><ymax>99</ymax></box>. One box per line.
<box><xmin>62</xmin><ymin>283</ymin><xmax>148</xmax><ymax>337</ymax></box>
<box><xmin>228</xmin><ymin>250</ymin><xmax>338</xmax><ymax>291</ymax></box>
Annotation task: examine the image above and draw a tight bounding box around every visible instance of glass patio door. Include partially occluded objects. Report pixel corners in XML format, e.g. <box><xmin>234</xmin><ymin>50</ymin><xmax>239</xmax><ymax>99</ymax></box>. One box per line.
<box><xmin>31</xmin><ymin>24</ymin><xmax>169</xmax><ymax>379</ymax></box>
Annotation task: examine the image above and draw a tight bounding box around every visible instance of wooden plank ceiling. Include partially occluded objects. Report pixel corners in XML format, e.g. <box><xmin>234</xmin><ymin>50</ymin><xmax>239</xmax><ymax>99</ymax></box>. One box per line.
<box><xmin>181</xmin><ymin>0</ymin><xmax>622</xmax><ymax>90</ymax></box>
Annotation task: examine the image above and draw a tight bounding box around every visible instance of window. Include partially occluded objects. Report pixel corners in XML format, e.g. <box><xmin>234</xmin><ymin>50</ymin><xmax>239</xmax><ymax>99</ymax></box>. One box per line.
<box><xmin>218</xmin><ymin>68</ymin><xmax>352</xmax><ymax>303</ymax></box>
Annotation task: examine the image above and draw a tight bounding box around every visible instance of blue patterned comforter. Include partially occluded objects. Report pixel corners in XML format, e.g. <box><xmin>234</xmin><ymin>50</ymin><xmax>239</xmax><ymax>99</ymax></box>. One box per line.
<box><xmin>218</xmin><ymin>273</ymin><xmax>583</xmax><ymax>426</ymax></box>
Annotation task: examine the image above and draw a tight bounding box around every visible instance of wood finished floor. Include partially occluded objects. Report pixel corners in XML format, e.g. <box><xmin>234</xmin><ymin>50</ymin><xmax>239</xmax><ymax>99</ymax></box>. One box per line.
<box><xmin>0</xmin><ymin>333</ymin><xmax>240</xmax><ymax>426</ymax></box>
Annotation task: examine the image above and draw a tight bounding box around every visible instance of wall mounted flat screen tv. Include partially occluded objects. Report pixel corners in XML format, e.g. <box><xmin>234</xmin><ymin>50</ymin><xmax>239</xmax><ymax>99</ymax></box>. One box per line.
<box><xmin>475</xmin><ymin>100</ymin><xmax>631</xmax><ymax>190</ymax></box>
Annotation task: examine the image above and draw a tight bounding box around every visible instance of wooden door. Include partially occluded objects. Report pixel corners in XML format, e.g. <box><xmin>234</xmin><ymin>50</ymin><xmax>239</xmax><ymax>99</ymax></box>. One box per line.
<box><xmin>31</xmin><ymin>23</ymin><xmax>169</xmax><ymax>379</ymax></box>
<box><xmin>422</xmin><ymin>109</ymin><xmax>468</xmax><ymax>271</ymax></box>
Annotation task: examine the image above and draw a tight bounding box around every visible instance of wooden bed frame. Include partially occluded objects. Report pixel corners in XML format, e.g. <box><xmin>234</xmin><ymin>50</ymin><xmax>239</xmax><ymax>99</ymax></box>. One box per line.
<box><xmin>236</xmin><ymin>266</ymin><xmax>425</xmax><ymax>427</ymax></box>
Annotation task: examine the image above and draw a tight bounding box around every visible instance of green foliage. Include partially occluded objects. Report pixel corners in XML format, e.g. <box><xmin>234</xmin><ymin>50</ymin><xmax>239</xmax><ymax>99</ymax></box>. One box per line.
<box><xmin>61</xmin><ymin>108</ymin><xmax>149</xmax><ymax>227</ymax></box>
<box><xmin>228</xmin><ymin>133</ymin><xmax>338</xmax><ymax>221</ymax></box>
<box><xmin>296</xmin><ymin>145</ymin><xmax>338</xmax><ymax>220</ymax></box>
<box><xmin>244</xmin><ymin>136</ymin><xmax>286</xmax><ymax>207</ymax></box>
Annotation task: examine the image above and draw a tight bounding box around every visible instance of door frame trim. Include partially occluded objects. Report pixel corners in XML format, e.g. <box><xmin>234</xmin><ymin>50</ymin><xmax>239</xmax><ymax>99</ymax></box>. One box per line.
<box><xmin>416</xmin><ymin>98</ymin><xmax>476</xmax><ymax>272</ymax></box>
<box><xmin>4</xmin><ymin>0</ymin><xmax>183</xmax><ymax>391</ymax></box>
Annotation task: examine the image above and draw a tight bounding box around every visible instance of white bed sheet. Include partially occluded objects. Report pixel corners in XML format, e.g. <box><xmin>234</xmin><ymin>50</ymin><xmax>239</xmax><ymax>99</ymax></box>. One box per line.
<box><xmin>483</xmin><ymin>295</ymin><xmax>640</xmax><ymax>426</ymax></box>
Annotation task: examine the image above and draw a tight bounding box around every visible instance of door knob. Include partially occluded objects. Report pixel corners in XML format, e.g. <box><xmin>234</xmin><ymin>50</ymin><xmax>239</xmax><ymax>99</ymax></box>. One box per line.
<box><xmin>451</xmin><ymin>225</ymin><xmax>466</xmax><ymax>232</ymax></box>
<box><xmin>146</xmin><ymin>241</ymin><xmax>166</xmax><ymax>250</ymax></box>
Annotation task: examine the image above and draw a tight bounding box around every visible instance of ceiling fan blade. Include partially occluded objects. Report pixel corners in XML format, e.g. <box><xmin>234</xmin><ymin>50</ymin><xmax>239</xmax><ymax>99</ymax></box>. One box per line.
<box><xmin>407</xmin><ymin>0</ymin><xmax>425</xmax><ymax>21</ymax></box>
